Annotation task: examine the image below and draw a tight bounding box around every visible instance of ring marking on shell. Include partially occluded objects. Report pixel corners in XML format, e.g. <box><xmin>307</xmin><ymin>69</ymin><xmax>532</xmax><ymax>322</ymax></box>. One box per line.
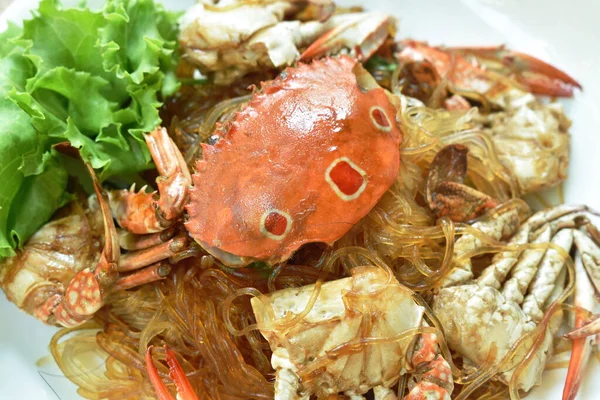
<box><xmin>260</xmin><ymin>209</ymin><xmax>293</xmax><ymax>241</ymax></box>
<box><xmin>369</xmin><ymin>106</ymin><xmax>392</xmax><ymax>132</ymax></box>
<box><xmin>325</xmin><ymin>157</ymin><xmax>368</xmax><ymax>201</ymax></box>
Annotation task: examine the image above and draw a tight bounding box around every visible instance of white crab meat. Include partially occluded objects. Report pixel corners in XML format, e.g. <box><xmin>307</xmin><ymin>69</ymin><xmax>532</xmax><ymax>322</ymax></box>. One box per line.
<box><xmin>433</xmin><ymin>285</ymin><xmax>558</xmax><ymax>391</ymax></box>
<box><xmin>251</xmin><ymin>266</ymin><xmax>424</xmax><ymax>399</ymax></box>
<box><xmin>474</xmin><ymin>95</ymin><xmax>570</xmax><ymax>196</ymax></box>
<box><xmin>179</xmin><ymin>1</ymin><xmax>393</xmax><ymax>84</ymax></box>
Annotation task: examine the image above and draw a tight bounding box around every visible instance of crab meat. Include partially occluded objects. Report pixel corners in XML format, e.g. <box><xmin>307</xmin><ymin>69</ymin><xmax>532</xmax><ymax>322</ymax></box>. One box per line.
<box><xmin>434</xmin><ymin>203</ymin><xmax>600</xmax><ymax>393</ymax></box>
<box><xmin>250</xmin><ymin>266</ymin><xmax>453</xmax><ymax>399</ymax></box>
<box><xmin>472</xmin><ymin>98</ymin><xmax>571</xmax><ymax>197</ymax></box>
<box><xmin>179</xmin><ymin>0</ymin><xmax>394</xmax><ymax>84</ymax></box>
<box><xmin>396</xmin><ymin>41</ymin><xmax>577</xmax><ymax>196</ymax></box>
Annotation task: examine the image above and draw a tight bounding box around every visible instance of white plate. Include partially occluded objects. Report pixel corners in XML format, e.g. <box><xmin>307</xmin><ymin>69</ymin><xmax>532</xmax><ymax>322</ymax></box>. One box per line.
<box><xmin>1</xmin><ymin>0</ymin><xmax>599</xmax><ymax>399</ymax></box>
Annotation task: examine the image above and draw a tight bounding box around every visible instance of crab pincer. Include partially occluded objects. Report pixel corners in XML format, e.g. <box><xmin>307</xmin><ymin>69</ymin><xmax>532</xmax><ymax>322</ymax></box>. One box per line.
<box><xmin>426</xmin><ymin>144</ymin><xmax>498</xmax><ymax>222</ymax></box>
<box><xmin>300</xmin><ymin>12</ymin><xmax>394</xmax><ymax>61</ymax></box>
<box><xmin>108</xmin><ymin>128</ymin><xmax>192</xmax><ymax>234</ymax></box>
<box><xmin>447</xmin><ymin>45</ymin><xmax>582</xmax><ymax>97</ymax></box>
<box><xmin>146</xmin><ymin>346</ymin><xmax>199</xmax><ymax>400</ymax></box>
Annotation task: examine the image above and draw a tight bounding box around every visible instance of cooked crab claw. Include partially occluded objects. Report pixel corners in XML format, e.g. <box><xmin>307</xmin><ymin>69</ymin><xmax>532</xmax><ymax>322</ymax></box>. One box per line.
<box><xmin>426</xmin><ymin>144</ymin><xmax>498</xmax><ymax>222</ymax></box>
<box><xmin>300</xmin><ymin>12</ymin><xmax>394</xmax><ymax>61</ymax></box>
<box><xmin>145</xmin><ymin>345</ymin><xmax>198</xmax><ymax>400</ymax></box>
<box><xmin>448</xmin><ymin>45</ymin><xmax>582</xmax><ymax>97</ymax></box>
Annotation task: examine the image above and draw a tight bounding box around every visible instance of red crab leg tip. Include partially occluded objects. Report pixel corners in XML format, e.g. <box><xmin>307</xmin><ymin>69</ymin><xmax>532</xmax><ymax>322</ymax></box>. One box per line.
<box><xmin>163</xmin><ymin>346</ymin><xmax>199</xmax><ymax>400</ymax></box>
<box><xmin>519</xmin><ymin>78</ymin><xmax>575</xmax><ymax>98</ymax></box>
<box><xmin>446</xmin><ymin>45</ymin><xmax>582</xmax><ymax>92</ymax></box>
<box><xmin>508</xmin><ymin>51</ymin><xmax>582</xmax><ymax>89</ymax></box>
<box><xmin>562</xmin><ymin>338</ymin><xmax>589</xmax><ymax>400</ymax></box>
<box><xmin>145</xmin><ymin>346</ymin><xmax>176</xmax><ymax>400</ymax></box>
<box><xmin>563</xmin><ymin>311</ymin><xmax>594</xmax><ymax>400</ymax></box>
<box><xmin>299</xmin><ymin>26</ymin><xmax>342</xmax><ymax>61</ymax></box>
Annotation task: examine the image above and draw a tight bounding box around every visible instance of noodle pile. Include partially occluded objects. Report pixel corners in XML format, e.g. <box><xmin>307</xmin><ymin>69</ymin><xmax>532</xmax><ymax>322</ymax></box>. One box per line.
<box><xmin>50</xmin><ymin>62</ymin><xmax>574</xmax><ymax>400</ymax></box>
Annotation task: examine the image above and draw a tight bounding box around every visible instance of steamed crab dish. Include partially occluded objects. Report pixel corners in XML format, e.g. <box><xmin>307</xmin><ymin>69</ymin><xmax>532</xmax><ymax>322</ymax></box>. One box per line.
<box><xmin>1</xmin><ymin>1</ymin><xmax>599</xmax><ymax>400</ymax></box>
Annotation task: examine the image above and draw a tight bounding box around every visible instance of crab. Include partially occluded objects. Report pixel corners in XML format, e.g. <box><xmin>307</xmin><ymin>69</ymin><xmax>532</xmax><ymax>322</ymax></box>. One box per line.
<box><xmin>145</xmin><ymin>266</ymin><xmax>455</xmax><ymax>400</ymax></box>
<box><xmin>179</xmin><ymin>0</ymin><xmax>394</xmax><ymax>84</ymax></box>
<box><xmin>433</xmin><ymin>202</ymin><xmax>600</xmax><ymax>396</ymax></box>
<box><xmin>111</xmin><ymin>55</ymin><xmax>402</xmax><ymax>266</ymax></box>
<box><xmin>1</xmin><ymin>55</ymin><xmax>403</xmax><ymax>327</ymax></box>
<box><xmin>396</xmin><ymin>41</ymin><xmax>580</xmax><ymax>197</ymax></box>
<box><xmin>425</xmin><ymin>144</ymin><xmax>498</xmax><ymax>222</ymax></box>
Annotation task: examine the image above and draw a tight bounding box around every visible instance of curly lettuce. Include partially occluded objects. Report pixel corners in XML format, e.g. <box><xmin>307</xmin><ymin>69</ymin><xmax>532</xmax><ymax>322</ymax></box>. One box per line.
<box><xmin>0</xmin><ymin>0</ymin><xmax>180</xmax><ymax>257</ymax></box>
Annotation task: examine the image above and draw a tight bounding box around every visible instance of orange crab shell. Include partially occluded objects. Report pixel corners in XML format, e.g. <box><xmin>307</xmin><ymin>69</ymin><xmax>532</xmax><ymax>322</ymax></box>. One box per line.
<box><xmin>185</xmin><ymin>56</ymin><xmax>402</xmax><ymax>266</ymax></box>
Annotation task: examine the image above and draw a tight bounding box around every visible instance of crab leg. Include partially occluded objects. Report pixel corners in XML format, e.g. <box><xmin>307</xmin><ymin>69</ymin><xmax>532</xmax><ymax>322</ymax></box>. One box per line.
<box><xmin>521</xmin><ymin>229</ymin><xmax>573</xmax><ymax>322</ymax></box>
<box><xmin>146</xmin><ymin>346</ymin><xmax>199</xmax><ymax>400</ymax></box>
<box><xmin>406</xmin><ymin>333</ymin><xmax>453</xmax><ymax>400</ymax></box>
<box><xmin>562</xmin><ymin>250</ymin><xmax>598</xmax><ymax>400</ymax></box>
<box><xmin>118</xmin><ymin>226</ymin><xmax>178</xmax><ymax>251</ymax></box>
<box><xmin>564</xmin><ymin>230</ymin><xmax>600</xmax><ymax>339</ymax></box>
<box><xmin>489</xmin><ymin>207</ymin><xmax>586</xmax><ymax>304</ymax></box>
<box><xmin>114</xmin><ymin>262</ymin><xmax>172</xmax><ymax>291</ymax></box>
<box><xmin>109</xmin><ymin>127</ymin><xmax>192</xmax><ymax>234</ymax></box>
<box><xmin>34</xmin><ymin>165</ymin><xmax>120</xmax><ymax>327</ymax></box>
<box><xmin>448</xmin><ymin>45</ymin><xmax>582</xmax><ymax>97</ymax></box>
<box><xmin>299</xmin><ymin>12</ymin><xmax>393</xmax><ymax>61</ymax></box>
<box><xmin>477</xmin><ymin>219</ymin><xmax>547</xmax><ymax>291</ymax></box>
<box><xmin>119</xmin><ymin>234</ymin><xmax>189</xmax><ymax>272</ymax></box>
<box><xmin>440</xmin><ymin>200</ymin><xmax>525</xmax><ymax>287</ymax></box>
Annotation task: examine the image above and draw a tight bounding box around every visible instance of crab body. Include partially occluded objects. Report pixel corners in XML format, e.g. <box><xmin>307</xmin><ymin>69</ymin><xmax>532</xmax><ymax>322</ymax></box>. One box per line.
<box><xmin>185</xmin><ymin>56</ymin><xmax>402</xmax><ymax>265</ymax></box>
<box><xmin>145</xmin><ymin>266</ymin><xmax>455</xmax><ymax>400</ymax></box>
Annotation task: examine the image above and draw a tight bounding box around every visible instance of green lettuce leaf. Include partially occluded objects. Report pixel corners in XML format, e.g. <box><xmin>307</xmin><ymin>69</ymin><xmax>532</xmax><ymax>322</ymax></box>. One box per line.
<box><xmin>0</xmin><ymin>0</ymin><xmax>180</xmax><ymax>257</ymax></box>
<box><xmin>0</xmin><ymin>22</ymin><xmax>67</xmax><ymax>257</ymax></box>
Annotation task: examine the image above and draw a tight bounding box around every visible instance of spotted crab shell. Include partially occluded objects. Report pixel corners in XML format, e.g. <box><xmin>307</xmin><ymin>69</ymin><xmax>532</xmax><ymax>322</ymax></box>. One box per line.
<box><xmin>185</xmin><ymin>56</ymin><xmax>402</xmax><ymax>266</ymax></box>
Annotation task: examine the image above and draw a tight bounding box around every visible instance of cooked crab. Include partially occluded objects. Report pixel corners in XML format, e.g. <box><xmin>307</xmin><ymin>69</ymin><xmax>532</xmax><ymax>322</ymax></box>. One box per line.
<box><xmin>179</xmin><ymin>0</ymin><xmax>394</xmax><ymax>84</ymax></box>
<box><xmin>434</xmin><ymin>202</ymin><xmax>600</xmax><ymax>395</ymax></box>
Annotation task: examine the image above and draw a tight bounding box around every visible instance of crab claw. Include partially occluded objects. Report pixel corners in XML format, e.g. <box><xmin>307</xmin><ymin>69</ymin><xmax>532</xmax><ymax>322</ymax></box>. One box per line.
<box><xmin>426</xmin><ymin>144</ymin><xmax>498</xmax><ymax>222</ymax></box>
<box><xmin>300</xmin><ymin>12</ymin><xmax>394</xmax><ymax>61</ymax></box>
<box><xmin>449</xmin><ymin>45</ymin><xmax>582</xmax><ymax>97</ymax></box>
<box><xmin>146</xmin><ymin>346</ymin><xmax>199</xmax><ymax>400</ymax></box>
